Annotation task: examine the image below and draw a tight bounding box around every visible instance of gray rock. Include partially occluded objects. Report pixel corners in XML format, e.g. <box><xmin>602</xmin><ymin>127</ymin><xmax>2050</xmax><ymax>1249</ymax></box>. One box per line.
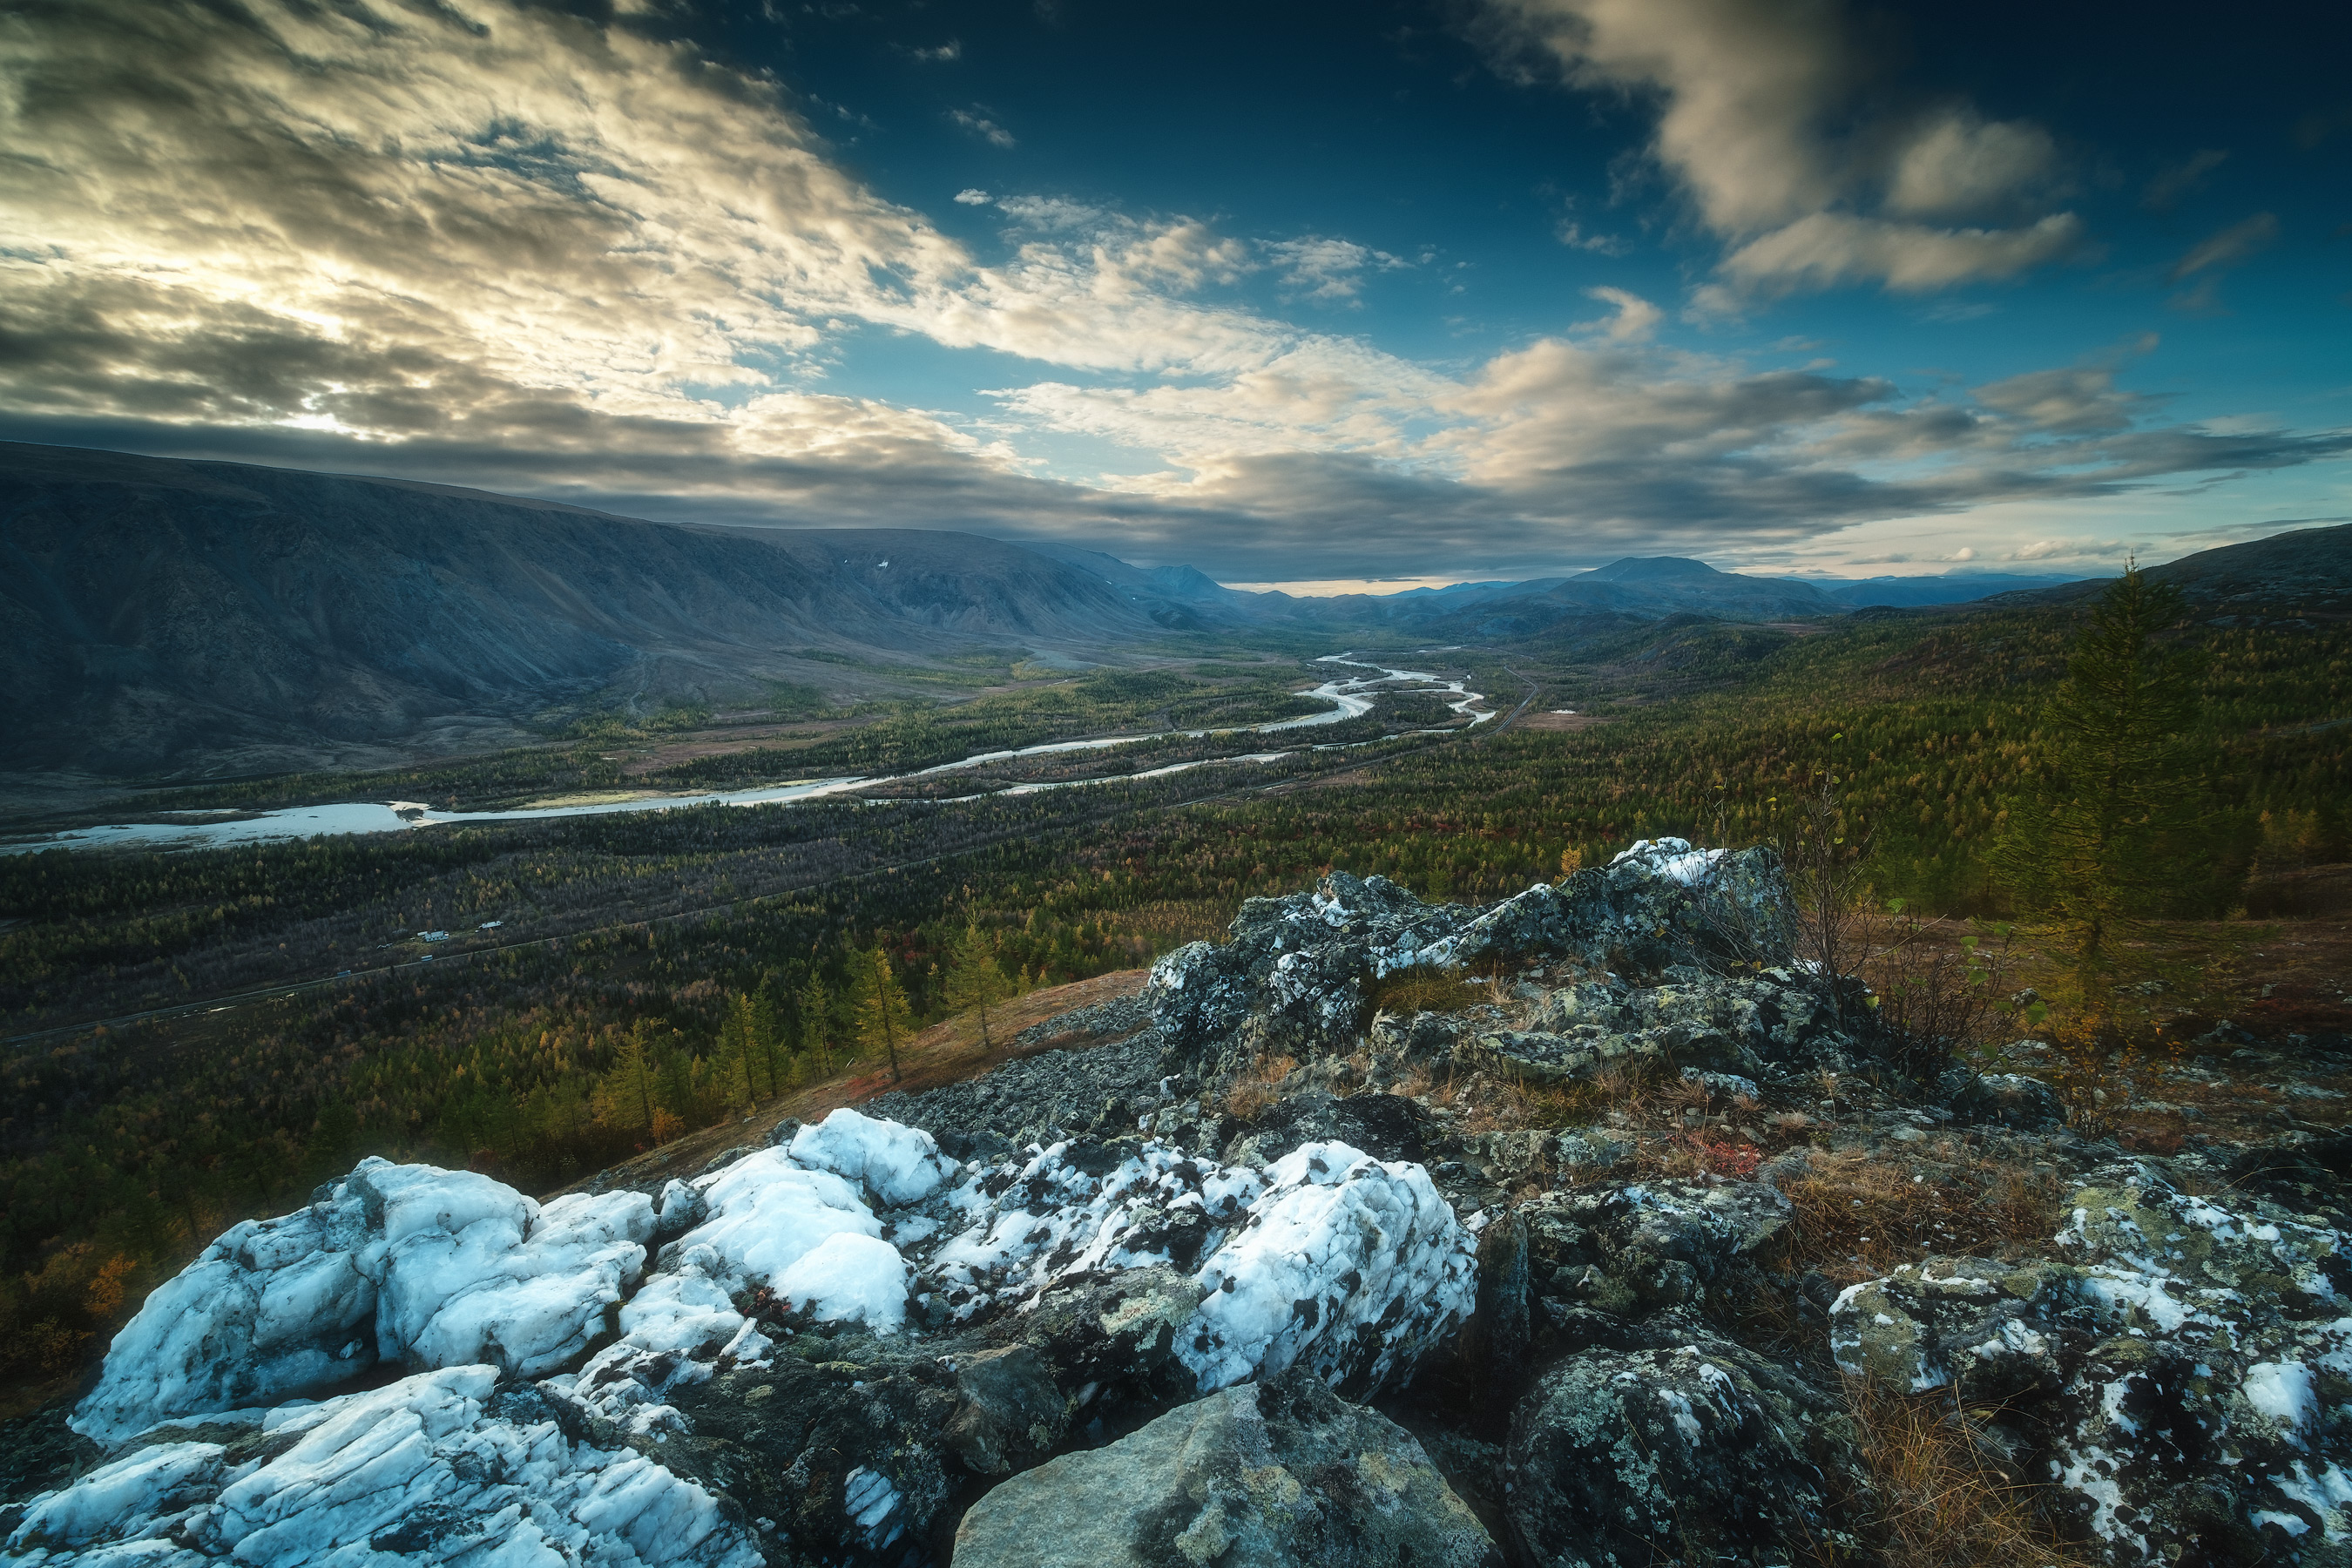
<box><xmin>1506</xmin><ymin>1341</ymin><xmax>1859</xmax><ymax>1568</ymax></box>
<box><xmin>953</xmin><ymin>1369</ymin><xmax>1500</xmax><ymax>1568</ymax></box>
<box><xmin>1950</xmin><ymin>1071</ymin><xmax>2068</xmax><ymax>1130</ymax></box>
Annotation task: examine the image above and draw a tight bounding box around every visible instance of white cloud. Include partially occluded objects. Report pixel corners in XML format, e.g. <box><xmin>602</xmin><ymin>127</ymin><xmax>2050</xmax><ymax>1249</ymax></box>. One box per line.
<box><xmin>1479</xmin><ymin>0</ymin><xmax>2084</xmax><ymax>300</ymax></box>
<box><xmin>948</xmin><ymin>107</ymin><xmax>1017</xmax><ymax>148</ymax></box>
<box><xmin>1707</xmin><ymin>212</ymin><xmax>2085</xmax><ymax>301</ymax></box>
<box><xmin>1265</xmin><ymin>237</ymin><xmax>1408</xmax><ymax>302</ymax></box>
<box><xmin>1577</xmin><ymin>286</ymin><xmax>1661</xmax><ymax>341</ymax></box>
<box><xmin>0</xmin><ymin>0</ymin><xmax>2341</xmax><ymax>583</ymax></box>
<box><xmin>2171</xmin><ymin>212</ymin><xmax>2279</xmax><ymax>280</ymax></box>
<box><xmin>2011</xmin><ymin>538</ymin><xmax>2075</xmax><ymax>560</ymax></box>
<box><xmin>1556</xmin><ymin>220</ymin><xmax>1632</xmax><ymax>254</ymax></box>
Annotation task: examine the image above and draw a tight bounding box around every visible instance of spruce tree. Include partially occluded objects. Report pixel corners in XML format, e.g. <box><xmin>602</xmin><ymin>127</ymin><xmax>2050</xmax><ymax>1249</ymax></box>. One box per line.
<box><xmin>1991</xmin><ymin>565</ymin><xmax>2208</xmax><ymax>977</ymax></box>
<box><xmin>943</xmin><ymin>921</ymin><xmax>1010</xmax><ymax>1054</ymax></box>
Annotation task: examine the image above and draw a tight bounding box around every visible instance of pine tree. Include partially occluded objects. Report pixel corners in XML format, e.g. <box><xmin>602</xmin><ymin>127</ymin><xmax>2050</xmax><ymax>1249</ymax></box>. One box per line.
<box><xmin>855</xmin><ymin>944</ymin><xmax>912</xmax><ymax>1083</ymax></box>
<box><xmin>942</xmin><ymin>920</ymin><xmax>1010</xmax><ymax>1054</ymax></box>
<box><xmin>1991</xmin><ymin>566</ymin><xmax>2209</xmax><ymax>977</ymax></box>
<box><xmin>796</xmin><ymin>970</ymin><xmax>833</xmax><ymax>1077</ymax></box>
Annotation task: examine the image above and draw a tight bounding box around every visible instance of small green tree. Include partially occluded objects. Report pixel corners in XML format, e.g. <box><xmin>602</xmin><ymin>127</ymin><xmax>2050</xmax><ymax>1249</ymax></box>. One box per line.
<box><xmin>748</xmin><ymin>989</ymin><xmax>783</xmax><ymax>1097</ymax></box>
<box><xmin>1991</xmin><ymin>565</ymin><xmax>2209</xmax><ymax>977</ymax></box>
<box><xmin>855</xmin><ymin>944</ymin><xmax>913</xmax><ymax>1083</ymax></box>
<box><xmin>942</xmin><ymin>921</ymin><xmax>1011</xmax><ymax>1054</ymax></box>
<box><xmin>796</xmin><ymin>971</ymin><xmax>834</xmax><ymax>1078</ymax></box>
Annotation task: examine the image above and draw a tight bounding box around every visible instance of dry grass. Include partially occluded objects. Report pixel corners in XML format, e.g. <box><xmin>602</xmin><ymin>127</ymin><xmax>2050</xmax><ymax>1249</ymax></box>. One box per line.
<box><xmin>553</xmin><ymin>969</ymin><xmax>1150</xmax><ymax>1198</ymax></box>
<box><xmin>1849</xmin><ymin>1383</ymin><xmax>2096</xmax><ymax>1568</ymax></box>
<box><xmin>1366</xmin><ymin>964</ymin><xmax>1483</xmax><ymax>1017</ymax></box>
<box><xmin>1777</xmin><ymin>1145</ymin><xmax>2071</xmax><ymax>1285</ymax></box>
<box><xmin>1226</xmin><ymin>1053</ymin><xmax>1299</xmax><ymax>1119</ymax></box>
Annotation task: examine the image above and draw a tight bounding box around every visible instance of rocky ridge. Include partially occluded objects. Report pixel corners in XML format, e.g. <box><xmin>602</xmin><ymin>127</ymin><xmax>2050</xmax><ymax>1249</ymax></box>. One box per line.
<box><xmin>8</xmin><ymin>838</ymin><xmax>2351</xmax><ymax>1567</ymax></box>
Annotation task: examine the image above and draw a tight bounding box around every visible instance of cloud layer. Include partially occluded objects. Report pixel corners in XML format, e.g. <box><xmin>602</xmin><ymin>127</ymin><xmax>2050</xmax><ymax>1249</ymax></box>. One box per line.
<box><xmin>1477</xmin><ymin>0</ymin><xmax>2085</xmax><ymax>304</ymax></box>
<box><xmin>0</xmin><ymin>0</ymin><xmax>2342</xmax><ymax>581</ymax></box>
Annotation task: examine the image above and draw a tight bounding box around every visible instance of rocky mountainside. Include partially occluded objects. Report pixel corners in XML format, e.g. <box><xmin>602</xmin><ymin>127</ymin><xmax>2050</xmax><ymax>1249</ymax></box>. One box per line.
<box><xmin>0</xmin><ymin>443</ymin><xmax>1187</xmax><ymax>776</ymax></box>
<box><xmin>9</xmin><ymin>846</ymin><xmax>2351</xmax><ymax>1565</ymax></box>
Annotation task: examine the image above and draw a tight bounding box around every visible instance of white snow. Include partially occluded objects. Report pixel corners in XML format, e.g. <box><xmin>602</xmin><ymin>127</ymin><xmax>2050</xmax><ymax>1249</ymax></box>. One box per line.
<box><xmin>666</xmin><ymin>1146</ymin><xmax>882</xmax><ymax>1286</ymax></box>
<box><xmin>1609</xmin><ymin>837</ymin><xmax>1727</xmax><ymax>887</ymax></box>
<box><xmin>22</xmin><ymin>1367</ymin><xmax>760</xmax><ymax>1567</ymax></box>
<box><xmin>788</xmin><ymin>1108</ymin><xmax>959</xmax><ymax>1206</ymax></box>
<box><xmin>2246</xmin><ymin>1361</ymin><xmax>2318</xmax><ymax>1438</ymax></box>
<box><xmin>1179</xmin><ymin>1141</ymin><xmax>1476</xmax><ymax>1393</ymax></box>
<box><xmin>71</xmin><ymin>1159</ymin><xmax>652</xmax><ymax>1443</ymax></box>
<box><xmin>774</xmin><ymin>1232</ymin><xmax>911</xmax><ymax>1332</ymax></box>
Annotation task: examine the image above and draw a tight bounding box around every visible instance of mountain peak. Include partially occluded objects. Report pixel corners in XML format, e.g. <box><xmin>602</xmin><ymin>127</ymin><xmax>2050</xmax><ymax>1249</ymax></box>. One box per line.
<box><xmin>1580</xmin><ymin>557</ymin><xmax>1728</xmax><ymax>583</ymax></box>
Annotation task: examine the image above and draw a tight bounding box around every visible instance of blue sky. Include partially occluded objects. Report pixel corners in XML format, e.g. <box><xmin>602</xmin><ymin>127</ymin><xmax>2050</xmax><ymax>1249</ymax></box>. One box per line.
<box><xmin>2</xmin><ymin>0</ymin><xmax>2346</xmax><ymax>585</ymax></box>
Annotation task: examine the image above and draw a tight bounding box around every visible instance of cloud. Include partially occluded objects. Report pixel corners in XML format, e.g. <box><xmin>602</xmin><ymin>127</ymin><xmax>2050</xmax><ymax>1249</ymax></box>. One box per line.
<box><xmin>2171</xmin><ymin>212</ymin><xmax>2280</xmax><ymax>280</ymax></box>
<box><xmin>949</xmin><ymin>107</ymin><xmax>1017</xmax><ymax>148</ymax></box>
<box><xmin>1577</xmin><ymin>286</ymin><xmax>1662</xmax><ymax>341</ymax></box>
<box><xmin>2143</xmin><ymin>149</ymin><xmax>2227</xmax><ymax>212</ymax></box>
<box><xmin>0</xmin><ymin>0</ymin><xmax>2342</xmax><ymax>584</ymax></box>
<box><xmin>1265</xmin><ymin>238</ymin><xmax>1407</xmax><ymax>302</ymax></box>
<box><xmin>1707</xmin><ymin>212</ymin><xmax>2085</xmax><ymax>301</ymax></box>
<box><xmin>1556</xmin><ymin>220</ymin><xmax>1632</xmax><ymax>254</ymax></box>
<box><xmin>2011</xmin><ymin>538</ymin><xmax>2074</xmax><ymax>560</ymax></box>
<box><xmin>907</xmin><ymin>40</ymin><xmax>962</xmax><ymax>63</ymax></box>
<box><xmin>1478</xmin><ymin>0</ymin><xmax>2084</xmax><ymax>300</ymax></box>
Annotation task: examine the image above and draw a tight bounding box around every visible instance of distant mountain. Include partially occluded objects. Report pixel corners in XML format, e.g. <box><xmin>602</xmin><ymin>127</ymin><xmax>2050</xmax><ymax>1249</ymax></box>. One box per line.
<box><xmin>1987</xmin><ymin>524</ymin><xmax>2352</xmax><ymax>614</ymax></box>
<box><xmin>1821</xmin><ymin>573</ymin><xmax>2087</xmax><ymax>608</ymax></box>
<box><xmin>0</xmin><ymin>443</ymin><xmax>1173</xmax><ymax>776</ymax></box>
<box><xmin>1020</xmin><ymin>543</ymin><xmax>1270</xmax><ymax>627</ymax></box>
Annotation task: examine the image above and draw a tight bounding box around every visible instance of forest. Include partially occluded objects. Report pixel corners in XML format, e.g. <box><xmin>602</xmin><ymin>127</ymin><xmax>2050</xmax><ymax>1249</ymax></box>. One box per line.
<box><xmin>2</xmin><ymin>581</ymin><xmax>2346</xmax><ymax>1407</ymax></box>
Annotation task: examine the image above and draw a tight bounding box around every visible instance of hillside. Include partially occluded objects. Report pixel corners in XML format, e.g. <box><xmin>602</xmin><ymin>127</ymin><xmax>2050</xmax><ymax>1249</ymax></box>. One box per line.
<box><xmin>0</xmin><ymin>444</ymin><xmax>1186</xmax><ymax>777</ymax></box>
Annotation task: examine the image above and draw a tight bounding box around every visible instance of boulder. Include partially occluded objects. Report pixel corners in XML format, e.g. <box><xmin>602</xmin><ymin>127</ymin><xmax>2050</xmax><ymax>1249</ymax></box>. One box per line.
<box><xmin>1950</xmin><ymin>1071</ymin><xmax>2069</xmax><ymax>1131</ymax></box>
<box><xmin>952</xmin><ymin>1369</ymin><xmax>1500</xmax><ymax>1568</ymax></box>
<box><xmin>1505</xmin><ymin>1341</ymin><xmax>1859</xmax><ymax>1568</ymax></box>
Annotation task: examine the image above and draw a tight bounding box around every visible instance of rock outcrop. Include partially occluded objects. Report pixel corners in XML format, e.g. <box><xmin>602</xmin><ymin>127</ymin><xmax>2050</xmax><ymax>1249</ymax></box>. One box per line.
<box><xmin>13</xmin><ymin>841</ymin><xmax>2352</xmax><ymax>1567</ymax></box>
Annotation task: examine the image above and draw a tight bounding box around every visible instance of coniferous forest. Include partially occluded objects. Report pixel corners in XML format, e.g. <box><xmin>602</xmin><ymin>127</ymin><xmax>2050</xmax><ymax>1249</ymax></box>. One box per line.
<box><xmin>3</xmin><ymin>585</ymin><xmax>2347</xmax><ymax>1404</ymax></box>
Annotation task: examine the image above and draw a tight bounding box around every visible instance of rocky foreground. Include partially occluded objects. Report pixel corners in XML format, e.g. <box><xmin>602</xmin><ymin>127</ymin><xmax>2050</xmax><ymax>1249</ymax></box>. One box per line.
<box><xmin>7</xmin><ymin>840</ymin><xmax>2352</xmax><ymax>1566</ymax></box>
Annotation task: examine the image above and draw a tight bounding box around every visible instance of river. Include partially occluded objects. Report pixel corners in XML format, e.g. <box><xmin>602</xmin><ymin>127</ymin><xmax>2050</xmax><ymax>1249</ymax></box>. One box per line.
<box><xmin>2</xmin><ymin>656</ymin><xmax>1490</xmax><ymax>855</ymax></box>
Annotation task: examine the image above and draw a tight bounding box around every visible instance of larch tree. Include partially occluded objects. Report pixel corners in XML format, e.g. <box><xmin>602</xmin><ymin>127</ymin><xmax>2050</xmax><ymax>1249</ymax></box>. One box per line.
<box><xmin>942</xmin><ymin>920</ymin><xmax>1010</xmax><ymax>1054</ymax></box>
<box><xmin>855</xmin><ymin>944</ymin><xmax>913</xmax><ymax>1083</ymax></box>
<box><xmin>796</xmin><ymin>971</ymin><xmax>833</xmax><ymax>1077</ymax></box>
<box><xmin>1991</xmin><ymin>565</ymin><xmax>2209</xmax><ymax>978</ymax></box>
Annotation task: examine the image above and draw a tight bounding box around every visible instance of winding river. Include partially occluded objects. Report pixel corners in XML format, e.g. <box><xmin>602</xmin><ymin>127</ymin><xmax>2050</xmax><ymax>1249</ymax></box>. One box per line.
<box><xmin>3</xmin><ymin>655</ymin><xmax>1491</xmax><ymax>856</ymax></box>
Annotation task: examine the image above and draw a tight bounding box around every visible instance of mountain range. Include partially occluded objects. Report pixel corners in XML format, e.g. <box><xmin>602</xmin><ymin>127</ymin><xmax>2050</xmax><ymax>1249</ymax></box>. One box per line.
<box><xmin>8</xmin><ymin>441</ymin><xmax>2335</xmax><ymax>781</ymax></box>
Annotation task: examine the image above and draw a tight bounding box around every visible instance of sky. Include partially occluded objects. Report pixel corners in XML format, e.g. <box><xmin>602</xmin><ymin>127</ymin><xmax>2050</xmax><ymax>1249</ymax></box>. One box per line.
<box><xmin>2</xmin><ymin>0</ymin><xmax>2348</xmax><ymax>589</ymax></box>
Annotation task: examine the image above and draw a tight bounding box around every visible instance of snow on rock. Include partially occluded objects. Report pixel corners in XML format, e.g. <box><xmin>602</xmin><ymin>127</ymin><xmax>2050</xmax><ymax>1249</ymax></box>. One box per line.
<box><xmin>1608</xmin><ymin>836</ymin><xmax>1727</xmax><ymax>887</ymax></box>
<box><xmin>1831</xmin><ymin>1169</ymin><xmax>2352</xmax><ymax>1558</ymax></box>
<box><xmin>364</xmin><ymin>1165</ymin><xmax>655</xmax><ymax>1380</ymax></box>
<box><xmin>1178</xmin><ymin>1140</ymin><xmax>1475</xmax><ymax>1396</ymax></box>
<box><xmin>660</xmin><ymin>1146</ymin><xmax>881</xmax><ymax>1286</ymax></box>
<box><xmin>774</xmin><ymin>1232</ymin><xmax>912</xmax><ymax>1332</ymax></box>
<box><xmin>916</xmin><ymin>1138</ymin><xmax>1260</xmax><ymax>1321</ymax></box>
<box><xmin>14</xmin><ymin>1367</ymin><xmax>761</xmax><ymax>1567</ymax></box>
<box><xmin>71</xmin><ymin>1159</ymin><xmax>654</xmax><ymax>1443</ymax></box>
<box><xmin>902</xmin><ymin>1132</ymin><xmax>1470</xmax><ymax>1396</ymax></box>
<box><xmin>788</xmin><ymin>1107</ymin><xmax>959</xmax><ymax>1206</ymax></box>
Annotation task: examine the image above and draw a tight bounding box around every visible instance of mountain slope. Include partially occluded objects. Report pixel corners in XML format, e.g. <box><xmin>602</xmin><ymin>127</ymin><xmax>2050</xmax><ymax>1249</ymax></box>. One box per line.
<box><xmin>0</xmin><ymin>443</ymin><xmax>1171</xmax><ymax>776</ymax></box>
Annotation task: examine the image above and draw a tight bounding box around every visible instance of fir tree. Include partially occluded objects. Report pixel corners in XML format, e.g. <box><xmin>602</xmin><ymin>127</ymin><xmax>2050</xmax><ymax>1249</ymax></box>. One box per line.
<box><xmin>942</xmin><ymin>920</ymin><xmax>1010</xmax><ymax>1054</ymax></box>
<box><xmin>1992</xmin><ymin>565</ymin><xmax>2209</xmax><ymax>977</ymax></box>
